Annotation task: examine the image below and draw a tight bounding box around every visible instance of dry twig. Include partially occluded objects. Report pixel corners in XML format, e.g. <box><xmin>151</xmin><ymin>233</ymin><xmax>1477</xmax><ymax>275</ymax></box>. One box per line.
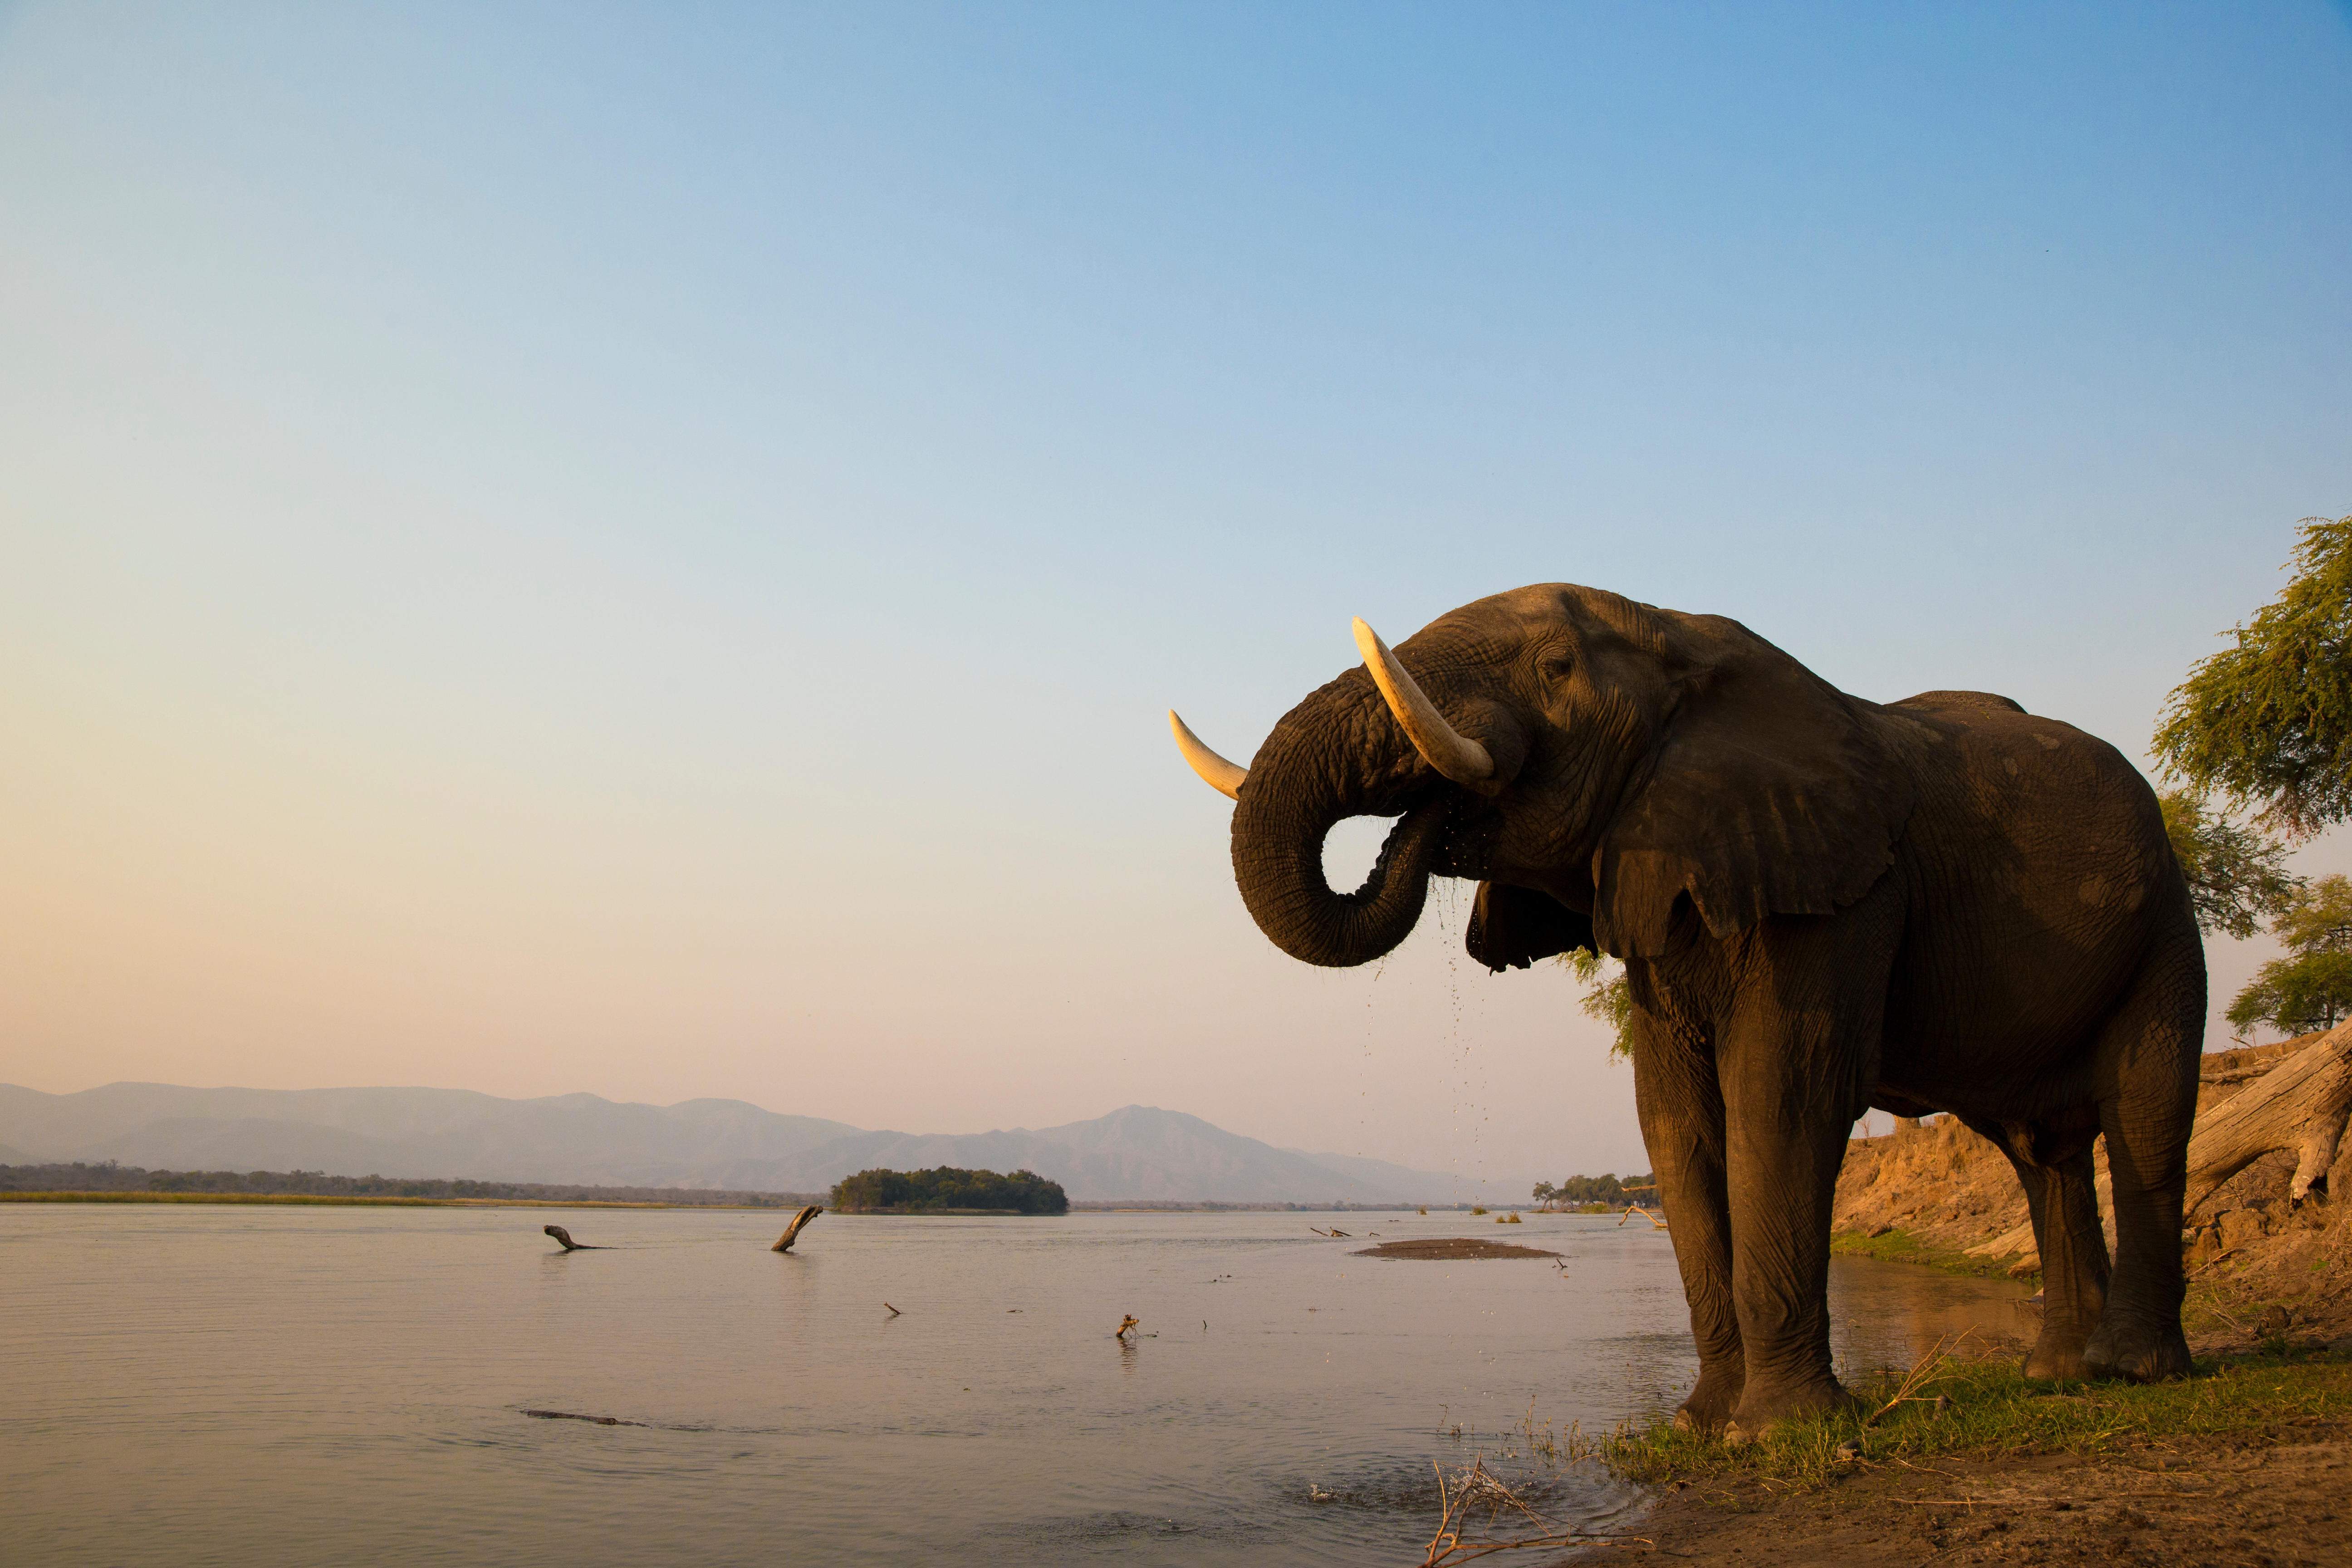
<box><xmin>1863</xmin><ymin>1332</ymin><xmax>1975</xmax><ymax>1428</ymax></box>
<box><xmin>1420</xmin><ymin>1457</ymin><xmax>1651</xmax><ymax>1565</ymax></box>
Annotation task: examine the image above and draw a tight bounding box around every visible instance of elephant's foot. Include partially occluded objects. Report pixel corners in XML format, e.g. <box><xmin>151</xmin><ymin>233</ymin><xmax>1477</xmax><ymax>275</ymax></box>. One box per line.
<box><xmin>2082</xmin><ymin>1314</ymin><xmax>2192</xmax><ymax>1382</ymax></box>
<box><xmin>1723</xmin><ymin>1377</ymin><xmax>1849</xmax><ymax>1445</ymax></box>
<box><xmin>2022</xmin><ymin>1321</ymin><xmax>2098</xmax><ymax>1382</ymax></box>
<box><xmin>1672</xmin><ymin>1365</ymin><xmax>1745</xmax><ymax>1436</ymax></box>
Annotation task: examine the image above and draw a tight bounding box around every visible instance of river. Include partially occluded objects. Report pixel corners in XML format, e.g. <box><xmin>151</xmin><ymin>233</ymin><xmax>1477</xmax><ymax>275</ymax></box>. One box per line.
<box><xmin>0</xmin><ymin>1205</ymin><xmax>2034</xmax><ymax>1565</ymax></box>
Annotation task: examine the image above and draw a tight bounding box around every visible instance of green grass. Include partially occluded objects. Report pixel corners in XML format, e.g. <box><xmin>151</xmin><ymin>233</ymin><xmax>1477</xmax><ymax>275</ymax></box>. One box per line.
<box><xmin>1830</xmin><ymin>1225</ymin><xmax>2029</xmax><ymax>1280</ymax></box>
<box><xmin>1603</xmin><ymin>1348</ymin><xmax>2352</xmax><ymax>1492</ymax></box>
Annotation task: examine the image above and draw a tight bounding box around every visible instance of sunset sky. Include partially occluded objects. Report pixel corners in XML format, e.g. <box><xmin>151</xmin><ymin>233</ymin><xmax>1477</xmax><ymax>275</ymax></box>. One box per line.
<box><xmin>3</xmin><ymin>2</ymin><xmax>2347</xmax><ymax>1189</ymax></box>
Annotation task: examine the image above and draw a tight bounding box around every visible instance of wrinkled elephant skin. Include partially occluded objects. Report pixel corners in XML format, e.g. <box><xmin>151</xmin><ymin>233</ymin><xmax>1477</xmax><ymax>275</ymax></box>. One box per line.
<box><xmin>1199</xmin><ymin>585</ymin><xmax>2201</xmax><ymax>1438</ymax></box>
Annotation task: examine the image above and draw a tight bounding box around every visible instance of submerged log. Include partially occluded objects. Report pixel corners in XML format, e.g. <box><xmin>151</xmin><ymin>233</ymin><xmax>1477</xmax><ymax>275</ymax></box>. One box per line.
<box><xmin>2186</xmin><ymin>1022</ymin><xmax>2352</xmax><ymax>1212</ymax></box>
<box><xmin>770</xmin><ymin>1205</ymin><xmax>823</xmax><ymax>1253</ymax></box>
<box><xmin>544</xmin><ymin>1225</ymin><xmax>603</xmax><ymax>1251</ymax></box>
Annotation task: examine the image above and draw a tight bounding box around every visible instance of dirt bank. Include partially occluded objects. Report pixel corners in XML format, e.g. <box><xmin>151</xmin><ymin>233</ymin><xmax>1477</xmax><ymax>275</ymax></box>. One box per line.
<box><xmin>1833</xmin><ymin>1036</ymin><xmax>2352</xmax><ymax>1344</ymax></box>
<box><xmin>1592</xmin><ymin>1419</ymin><xmax>2352</xmax><ymax>1566</ymax></box>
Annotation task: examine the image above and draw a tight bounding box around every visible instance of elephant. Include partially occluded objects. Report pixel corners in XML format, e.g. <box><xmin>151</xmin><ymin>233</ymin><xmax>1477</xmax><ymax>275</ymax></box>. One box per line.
<box><xmin>1170</xmin><ymin>584</ymin><xmax>2202</xmax><ymax>1440</ymax></box>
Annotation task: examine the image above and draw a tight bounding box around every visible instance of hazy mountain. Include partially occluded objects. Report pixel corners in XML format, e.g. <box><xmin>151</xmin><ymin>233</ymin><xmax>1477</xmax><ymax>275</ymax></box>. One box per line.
<box><xmin>0</xmin><ymin>1083</ymin><xmax>859</xmax><ymax>1188</ymax></box>
<box><xmin>0</xmin><ymin>1085</ymin><xmax>1473</xmax><ymax>1203</ymax></box>
<box><xmin>742</xmin><ymin>1106</ymin><xmax>1464</xmax><ymax>1203</ymax></box>
<box><xmin>1284</xmin><ymin>1146</ymin><xmax>1504</xmax><ymax>1202</ymax></box>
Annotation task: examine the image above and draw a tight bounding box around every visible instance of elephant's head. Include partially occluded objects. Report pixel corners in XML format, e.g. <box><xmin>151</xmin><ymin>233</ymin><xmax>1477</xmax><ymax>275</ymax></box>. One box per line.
<box><xmin>1170</xmin><ymin>584</ymin><xmax>1913</xmax><ymax>970</ymax></box>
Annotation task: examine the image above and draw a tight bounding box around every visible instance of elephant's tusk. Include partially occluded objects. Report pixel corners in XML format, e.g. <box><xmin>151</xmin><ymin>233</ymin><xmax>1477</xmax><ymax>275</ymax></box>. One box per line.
<box><xmin>1169</xmin><ymin>710</ymin><xmax>1248</xmax><ymax>800</ymax></box>
<box><xmin>1352</xmin><ymin>618</ymin><xmax>1494</xmax><ymax>786</ymax></box>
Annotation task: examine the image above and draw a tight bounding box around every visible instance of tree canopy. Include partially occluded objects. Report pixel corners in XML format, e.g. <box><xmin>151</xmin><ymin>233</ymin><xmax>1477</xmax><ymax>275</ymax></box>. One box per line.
<box><xmin>2158</xmin><ymin>789</ymin><xmax>2300</xmax><ymax>940</ymax></box>
<box><xmin>2154</xmin><ymin>514</ymin><xmax>2352</xmax><ymax>838</ymax></box>
<box><xmin>1534</xmin><ymin>1172</ymin><xmax>1655</xmax><ymax>1207</ymax></box>
<box><xmin>2226</xmin><ymin>873</ymin><xmax>2352</xmax><ymax>1040</ymax></box>
<box><xmin>1561</xmin><ymin>947</ymin><xmax>1634</xmax><ymax>1058</ymax></box>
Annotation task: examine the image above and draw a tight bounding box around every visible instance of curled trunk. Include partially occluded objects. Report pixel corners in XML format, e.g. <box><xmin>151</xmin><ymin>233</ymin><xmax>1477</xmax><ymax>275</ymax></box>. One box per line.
<box><xmin>1230</xmin><ymin>672</ymin><xmax>1452</xmax><ymax>968</ymax></box>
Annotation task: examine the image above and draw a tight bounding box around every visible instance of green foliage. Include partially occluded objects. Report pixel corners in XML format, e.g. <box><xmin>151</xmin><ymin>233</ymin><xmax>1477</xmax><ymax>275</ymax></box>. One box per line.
<box><xmin>1604</xmin><ymin>1349</ymin><xmax>2352</xmax><ymax>1491</ymax></box>
<box><xmin>2226</xmin><ymin>872</ymin><xmax>2352</xmax><ymax>1039</ymax></box>
<box><xmin>828</xmin><ymin>1165</ymin><xmax>1069</xmax><ymax>1214</ymax></box>
<box><xmin>1533</xmin><ymin>1172</ymin><xmax>1654</xmax><ymax>1206</ymax></box>
<box><xmin>1559</xmin><ymin>947</ymin><xmax>1634</xmax><ymax>1059</ymax></box>
<box><xmin>2158</xmin><ymin>789</ymin><xmax>2300</xmax><ymax>940</ymax></box>
<box><xmin>2155</xmin><ymin>514</ymin><xmax>2352</xmax><ymax>837</ymax></box>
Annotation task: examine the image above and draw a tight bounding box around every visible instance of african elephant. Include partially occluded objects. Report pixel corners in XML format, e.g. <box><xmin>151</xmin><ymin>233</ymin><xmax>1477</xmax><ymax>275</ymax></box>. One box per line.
<box><xmin>1170</xmin><ymin>585</ymin><xmax>2201</xmax><ymax>1439</ymax></box>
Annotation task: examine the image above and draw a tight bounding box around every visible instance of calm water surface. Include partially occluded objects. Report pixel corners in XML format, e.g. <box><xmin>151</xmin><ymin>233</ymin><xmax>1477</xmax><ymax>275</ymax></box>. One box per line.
<box><xmin>0</xmin><ymin>1206</ymin><xmax>2032</xmax><ymax>1565</ymax></box>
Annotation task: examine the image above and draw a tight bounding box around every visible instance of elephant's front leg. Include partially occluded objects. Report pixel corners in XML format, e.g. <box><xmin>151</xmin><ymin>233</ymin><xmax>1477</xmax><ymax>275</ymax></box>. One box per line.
<box><xmin>1630</xmin><ymin>1009</ymin><xmax>1742</xmax><ymax>1434</ymax></box>
<box><xmin>1713</xmin><ymin>906</ymin><xmax>1897</xmax><ymax>1440</ymax></box>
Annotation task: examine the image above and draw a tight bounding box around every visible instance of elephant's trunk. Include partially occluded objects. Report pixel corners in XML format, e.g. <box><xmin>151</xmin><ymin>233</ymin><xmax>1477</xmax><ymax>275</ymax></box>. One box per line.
<box><xmin>1230</xmin><ymin>671</ymin><xmax>1450</xmax><ymax>968</ymax></box>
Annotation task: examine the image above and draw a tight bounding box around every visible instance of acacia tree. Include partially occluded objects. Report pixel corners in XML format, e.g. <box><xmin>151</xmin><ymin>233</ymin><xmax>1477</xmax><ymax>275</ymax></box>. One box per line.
<box><xmin>2155</xmin><ymin>513</ymin><xmax>2352</xmax><ymax>838</ymax></box>
<box><xmin>1560</xmin><ymin>947</ymin><xmax>1633</xmax><ymax>1059</ymax></box>
<box><xmin>2158</xmin><ymin>788</ymin><xmax>2299</xmax><ymax>940</ymax></box>
<box><xmin>2149</xmin><ymin>512</ymin><xmax>2352</xmax><ymax>1038</ymax></box>
<box><xmin>2226</xmin><ymin>873</ymin><xmax>2352</xmax><ymax>1040</ymax></box>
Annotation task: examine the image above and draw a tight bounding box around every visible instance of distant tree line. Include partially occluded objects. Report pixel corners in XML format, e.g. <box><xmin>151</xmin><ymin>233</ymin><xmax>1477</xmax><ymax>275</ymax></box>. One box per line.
<box><xmin>0</xmin><ymin>1162</ymin><xmax>823</xmax><ymax>1206</ymax></box>
<box><xmin>1532</xmin><ymin>1173</ymin><xmax>1656</xmax><ymax>1208</ymax></box>
<box><xmin>830</xmin><ymin>1166</ymin><xmax>1069</xmax><ymax>1214</ymax></box>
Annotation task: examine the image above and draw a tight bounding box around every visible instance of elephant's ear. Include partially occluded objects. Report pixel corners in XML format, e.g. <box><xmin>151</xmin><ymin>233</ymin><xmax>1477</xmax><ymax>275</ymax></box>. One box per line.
<box><xmin>1467</xmin><ymin>882</ymin><xmax>1596</xmax><ymax>973</ymax></box>
<box><xmin>1592</xmin><ymin>637</ymin><xmax>1913</xmax><ymax>960</ymax></box>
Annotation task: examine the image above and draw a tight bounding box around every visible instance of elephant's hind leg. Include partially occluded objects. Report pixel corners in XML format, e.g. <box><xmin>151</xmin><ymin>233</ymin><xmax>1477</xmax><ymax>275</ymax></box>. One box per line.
<box><xmin>2083</xmin><ymin>931</ymin><xmax>2203</xmax><ymax>1382</ymax></box>
<box><xmin>1966</xmin><ymin>1116</ymin><xmax>2109</xmax><ymax>1382</ymax></box>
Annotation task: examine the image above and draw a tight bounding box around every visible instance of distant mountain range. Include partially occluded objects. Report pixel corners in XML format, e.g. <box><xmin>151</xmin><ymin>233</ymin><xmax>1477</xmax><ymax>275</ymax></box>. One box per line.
<box><xmin>0</xmin><ymin>1083</ymin><xmax>1482</xmax><ymax>1204</ymax></box>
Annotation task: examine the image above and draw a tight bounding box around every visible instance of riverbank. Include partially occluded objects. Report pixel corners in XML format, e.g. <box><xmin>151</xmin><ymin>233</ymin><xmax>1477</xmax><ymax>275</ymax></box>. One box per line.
<box><xmin>1583</xmin><ymin>1348</ymin><xmax>2352</xmax><ymax>1565</ymax></box>
<box><xmin>1597</xmin><ymin>1416</ymin><xmax>2351</xmax><ymax>1564</ymax></box>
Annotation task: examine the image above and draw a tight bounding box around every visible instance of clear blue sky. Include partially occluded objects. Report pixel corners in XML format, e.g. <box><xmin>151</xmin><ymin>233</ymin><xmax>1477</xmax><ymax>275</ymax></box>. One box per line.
<box><xmin>2</xmin><ymin>2</ymin><xmax>2346</xmax><ymax>1188</ymax></box>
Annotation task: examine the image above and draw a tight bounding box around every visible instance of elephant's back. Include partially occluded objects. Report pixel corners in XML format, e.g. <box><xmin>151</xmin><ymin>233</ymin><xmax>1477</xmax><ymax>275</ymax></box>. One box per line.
<box><xmin>1877</xmin><ymin>700</ymin><xmax>2195</xmax><ymax>1078</ymax></box>
<box><xmin>1891</xmin><ymin>689</ymin><xmax>2027</xmax><ymax>716</ymax></box>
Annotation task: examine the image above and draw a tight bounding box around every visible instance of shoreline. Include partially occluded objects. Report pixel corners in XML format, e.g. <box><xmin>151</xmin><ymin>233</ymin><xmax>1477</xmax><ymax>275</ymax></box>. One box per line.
<box><xmin>0</xmin><ymin>1191</ymin><xmax>759</xmax><ymax>1209</ymax></box>
<box><xmin>4</xmin><ymin>1191</ymin><xmax>1524</xmax><ymax>1214</ymax></box>
<box><xmin>1829</xmin><ymin>1223</ymin><xmax>2035</xmax><ymax>1281</ymax></box>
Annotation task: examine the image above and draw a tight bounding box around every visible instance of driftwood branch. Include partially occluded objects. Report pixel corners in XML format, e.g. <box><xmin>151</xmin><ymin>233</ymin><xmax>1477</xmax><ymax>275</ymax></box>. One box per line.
<box><xmin>2185</xmin><ymin>1022</ymin><xmax>2352</xmax><ymax>1213</ymax></box>
<box><xmin>771</xmin><ymin>1205</ymin><xmax>823</xmax><ymax>1253</ymax></box>
<box><xmin>544</xmin><ymin>1225</ymin><xmax>602</xmax><ymax>1251</ymax></box>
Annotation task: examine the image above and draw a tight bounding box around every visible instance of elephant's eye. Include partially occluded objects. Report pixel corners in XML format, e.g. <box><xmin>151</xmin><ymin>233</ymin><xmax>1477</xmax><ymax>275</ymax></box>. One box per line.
<box><xmin>1542</xmin><ymin>652</ymin><xmax>1574</xmax><ymax>681</ymax></box>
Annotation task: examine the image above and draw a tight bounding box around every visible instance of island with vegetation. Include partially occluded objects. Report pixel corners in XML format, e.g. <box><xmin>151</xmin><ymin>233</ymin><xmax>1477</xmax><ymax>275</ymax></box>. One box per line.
<box><xmin>829</xmin><ymin>1166</ymin><xmax>1068</xmax><ymax>1214</ymax></box>
<box><xmin>1531</xmin><ymin>1172</ymin><xmax>1656</xmax><ymax>1210</ymax></box>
